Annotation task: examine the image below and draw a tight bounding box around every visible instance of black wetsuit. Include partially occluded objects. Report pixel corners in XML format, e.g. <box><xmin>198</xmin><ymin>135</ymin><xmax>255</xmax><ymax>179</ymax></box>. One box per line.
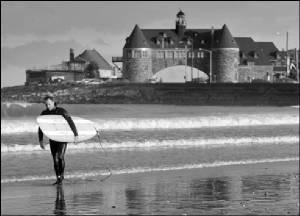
<box><xmin>38</xmin><ymin>107</ymin><xmax>78</xmax><ymax>183</ymax></box>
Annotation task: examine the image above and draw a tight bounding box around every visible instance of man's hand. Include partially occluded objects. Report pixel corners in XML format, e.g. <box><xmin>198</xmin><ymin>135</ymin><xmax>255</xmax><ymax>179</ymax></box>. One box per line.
<box><xmin>74</xmin><ymin>136</ymin><xmax>79</xmax><ymax>143</ymax></box>
<box><xmin>39</xmin><ymin>140</ymin><xmax>45</xmax><ymax>150</ymax></box>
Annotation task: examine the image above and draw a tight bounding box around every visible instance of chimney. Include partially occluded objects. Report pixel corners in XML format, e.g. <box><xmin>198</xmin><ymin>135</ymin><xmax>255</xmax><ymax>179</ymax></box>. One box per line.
<box><xmin>70</xmin><ymin>48</ymin><xmax>74</xmax><ymax>62</ymax></box>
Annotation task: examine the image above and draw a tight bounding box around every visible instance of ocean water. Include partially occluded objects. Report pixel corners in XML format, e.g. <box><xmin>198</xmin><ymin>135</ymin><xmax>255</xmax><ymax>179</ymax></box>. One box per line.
<box><xmin>1</xmin><ymin>103</ymin><xmax>299</xmax><ymax>214</ymax></box>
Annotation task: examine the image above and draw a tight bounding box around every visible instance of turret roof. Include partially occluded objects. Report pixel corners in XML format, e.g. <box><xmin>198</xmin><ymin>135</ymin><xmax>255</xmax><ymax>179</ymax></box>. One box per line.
<box><xmin>217</xmin><ymin>24</ymin><xmax>239</xmax><ymax>48</ymax></box>
<box><xmin>177</xmin><ymin>10</ymin><xmax>185</xmax><ymax>16</ymax></box>
<box><xmin>124</xmin><ymin>24</ymin><xmax>150</xmax><ymax>48</ymax></box>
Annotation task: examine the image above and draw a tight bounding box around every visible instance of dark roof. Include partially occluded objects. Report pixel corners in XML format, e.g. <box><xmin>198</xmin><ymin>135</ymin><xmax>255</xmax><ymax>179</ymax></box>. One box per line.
<box><xmin>132</xmin><ymin>28</ymin><xmax>216</xmax><ymax>50</ymax></box>
<box><xmin>142</xmin><ymin>29</ymin><xmax>182</xmax><ymax>49</ymax></box>
<box><xmin>234</xmin><ymin>37</ymin><xmax>256</xmax><ymax>51</ymax></box>
<box><xmin>75</xmin><ymin>49</ymin><xmax>112</xmax><ymax>70</ymax></box>
<box><xmin>235</xmin><ymin>37</ymin><xmax>278</xmax><ymax>65</ymax></box>
<box><xmin>124</xmin><ymin>24</ymin><xmax>150</xmax><ymax>48</ymax></box>
<box><xmin>255</xmin><ymin>42</ymin><xmax>278</xmax><ymax>65</ymax></box>
<box><xmin>125</xmin><ymin>24</ymin><xmax>239</xmax><ymax>50</ymax></box>
<box><xmin>217</xmin><ymin>24</ymin><xmax>239</xmax><ymax>48</ymax></box>
<box><xmin>72</xmin><ymin>56</ymin><xmax>88</xmax><ymax>63</ymax></box>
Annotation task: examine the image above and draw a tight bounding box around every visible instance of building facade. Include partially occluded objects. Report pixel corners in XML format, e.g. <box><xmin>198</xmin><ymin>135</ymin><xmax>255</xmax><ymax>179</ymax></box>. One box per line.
<box><xmin>119</xmin><ymin>10</ymin><xmax>281</xmax><ymax>83</ymax></box>
<box><xmin>26</xmin><ymin>49</ymin><xmax>115</xmax><ymax>85</ymax></box>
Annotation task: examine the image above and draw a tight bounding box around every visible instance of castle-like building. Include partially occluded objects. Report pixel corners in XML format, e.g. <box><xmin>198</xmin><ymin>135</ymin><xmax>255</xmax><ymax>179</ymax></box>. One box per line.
<box><xmin>118</xmin><ymin>10</ymin><xmax>280</xmax><ymax>83</ymax></box>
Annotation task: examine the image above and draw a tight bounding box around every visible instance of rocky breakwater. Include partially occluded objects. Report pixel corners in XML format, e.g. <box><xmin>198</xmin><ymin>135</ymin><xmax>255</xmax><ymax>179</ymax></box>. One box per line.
<box><xmin>1</xmin><ymin>83</ymin><xmax>150</xmax><ymax>104</ymax></box>
<box><xmin>1</xmin><ymin>82</ymin><xmax>299</xmax><ymax>106</ymax></box>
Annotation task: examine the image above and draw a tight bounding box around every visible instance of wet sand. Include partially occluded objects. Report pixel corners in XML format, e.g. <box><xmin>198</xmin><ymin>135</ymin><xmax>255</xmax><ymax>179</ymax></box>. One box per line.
<box><xmin>1</xmin><ymin>160</ymin><xmax>299</xmax><ymax>215</ymax></box>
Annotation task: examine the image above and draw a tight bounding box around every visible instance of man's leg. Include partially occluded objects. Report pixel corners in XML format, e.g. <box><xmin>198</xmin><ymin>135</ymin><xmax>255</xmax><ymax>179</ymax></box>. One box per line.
<box><xmin>50</xmin><ymin>141</ymin><xmax>60</xmax><ymax>184</ymax></box>
<box><xmin>57</xmin><ymin>143</ymin><xmax>67</xmax><ymax>182</ymax></box>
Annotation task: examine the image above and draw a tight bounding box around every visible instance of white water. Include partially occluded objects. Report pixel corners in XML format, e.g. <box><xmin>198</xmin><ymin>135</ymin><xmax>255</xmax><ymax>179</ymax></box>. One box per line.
<box><xmin>1</xmin><ymin>113</ymin><xmax>298</xmax><ymax>134</ymax></box>
<box><xmin>2</xmin><ymin>135</ymin><xmax>298</xmax><ymax>153</ymax></box>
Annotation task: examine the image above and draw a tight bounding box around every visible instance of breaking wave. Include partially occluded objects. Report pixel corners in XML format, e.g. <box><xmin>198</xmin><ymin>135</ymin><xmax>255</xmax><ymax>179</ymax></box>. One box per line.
<box><xmin>2</xmin><ymin>135</ymin><xmax>298</xmax><ymax>153</ymax></box>
<box><xmin>1</xmin><ymin>113</ymin><xmax>298</xmax><ymax>134</ymax></box>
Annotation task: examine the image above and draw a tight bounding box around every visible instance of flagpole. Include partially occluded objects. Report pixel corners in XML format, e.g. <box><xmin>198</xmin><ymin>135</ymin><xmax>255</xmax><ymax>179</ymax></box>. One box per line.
<box><xmin>286</xmin><ymin>31</ymin><xmax>290</xmax><ymax>77</ymax></box>
<box><xmin>296</xmin><ymin>48</ymin><xmax>299</xmax><ymax>82</ymax></box>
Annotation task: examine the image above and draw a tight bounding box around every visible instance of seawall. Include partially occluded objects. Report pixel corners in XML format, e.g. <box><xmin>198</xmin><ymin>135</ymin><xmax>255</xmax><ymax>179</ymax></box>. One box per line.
<box><xmin>1</xmin><ymin>83</ymin><xmax>299</xmax><ymax>106</ymax></box>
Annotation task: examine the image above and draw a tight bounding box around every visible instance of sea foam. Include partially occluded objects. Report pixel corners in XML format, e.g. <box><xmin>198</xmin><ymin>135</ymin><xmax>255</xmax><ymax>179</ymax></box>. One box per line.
<box><xmin>1</xmin><ymin>113</ymin><xmax>298</xmax><ymax>134</ymax></box>
<box><xmin>2</xmin><ymin>135</ymin><xmax>298</xmax><ymax>153</ymax></box>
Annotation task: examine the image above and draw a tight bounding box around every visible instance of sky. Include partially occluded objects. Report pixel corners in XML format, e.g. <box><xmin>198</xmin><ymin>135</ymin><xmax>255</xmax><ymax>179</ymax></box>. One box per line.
<box><xmin>1</xmin><ymin>1</ymin><xmax>299</xmax><ymax>87</ymax></box>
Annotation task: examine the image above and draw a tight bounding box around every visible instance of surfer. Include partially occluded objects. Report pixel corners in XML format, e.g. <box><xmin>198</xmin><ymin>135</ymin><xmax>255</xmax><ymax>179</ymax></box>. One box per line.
<box><xmin>38</xmin><ymin>95</ymin><xmax>78</xmax><ymax>185</ymax></box>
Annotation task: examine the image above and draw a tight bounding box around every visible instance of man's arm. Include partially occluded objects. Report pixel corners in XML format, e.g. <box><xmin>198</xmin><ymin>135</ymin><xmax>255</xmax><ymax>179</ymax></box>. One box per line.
<box><xmin>60</xmin><ymin>108</ymin><xmax>78</xmax><ymax>137</ymax></box>
<box><xmin>38</xmin><ymin>110</ymin><xmax>45</xmax><ymax>149</ymax></box>
<box><xmin>38</xmin><ymin>127</ymin><xmax>43</xmax><ymax>141</ymax></box>
<box><xmin>38</xmin><ymin>127</ymin><xmax>45</xmax><ymax>149</ymax></box>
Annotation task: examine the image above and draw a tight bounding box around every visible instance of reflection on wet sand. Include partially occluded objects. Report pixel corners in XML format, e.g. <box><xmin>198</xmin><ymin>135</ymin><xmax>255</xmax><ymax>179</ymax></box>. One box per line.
<box><xmin>54</xmin><ymin>185</ymin><xmax>66</xmax><ymax>216</ymax></box>
<box><xmin>118</xmin><ymin>172</ymin><xmax>298</xmax><ymax>214</ymax></box>
<box><xmin>49</xmin><ymin>170</ymin><xmax>298</xmax><ymax>215</ymax></box>
<box><xmin>242</xmin><ymin>174</ymin><xmax>293</xmax><ymax>201</ymax></box>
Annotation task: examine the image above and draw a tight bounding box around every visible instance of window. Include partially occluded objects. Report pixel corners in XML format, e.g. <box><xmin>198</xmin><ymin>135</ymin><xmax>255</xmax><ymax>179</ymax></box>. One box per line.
<box><xmin>157</xmin><ymin>51</ymin><xmax>164</xmax><ymax>58</ymax></box>
<box><xmin>166</xmin><ymin>51</ymin><xmax>173</xmax><ymax>58</ymax></box>
<box><xmin>200</xmin><ymin>52</ymin><xmax>204</xmax><ymax>58</ymax></box>
<box><xmin>142</xmin><ymin>50</ymin><xmax>148</xmax><ymax>58</ymax></box>
<box><xmin>247</xmin><ymin>61</ymin><xmax>254</xmax><ymax>66</ymax></box>
<box><xmin>127</xmin><ymin>50</ymin><xmax>132</xmax><ymax>58</ymax></box>
<box><xmin>134</xmin><ymin>50</ymin><xmax>141</xmax><ymax>58</ymax></box>
<box><xmin>240</xmin><ymin>51</ymin><xmax>246</xmax><ymax>58</ymax></box>
<box><xmin>174</xmin><ymin>51</ymin><xmax>178</xmax><ymax>58</ymax></box>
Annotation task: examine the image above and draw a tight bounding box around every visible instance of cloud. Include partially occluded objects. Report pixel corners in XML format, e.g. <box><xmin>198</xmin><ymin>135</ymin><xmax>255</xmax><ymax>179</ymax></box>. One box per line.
<box><xmin>1</xmin><ymin>39</ymin><xmax>84</xmax><ymax>87</ymax></box>
<box><xmin>94</xmin><ymin>38</ymin><xmax>109</xmax><ymax>46</ymax></box>
<box><xmin>2</xmin><ymin>39</ymin><xmax>84</xmax><ymax>69</ymax></box>
<box><xmin>1</xmin><ymin>28</ymin><xmax>128</xmax><ymax>87</ymax></box>
<box><xmin>1</xmin><ymin>27</ymin><xmax>126</xmax><ymax>54</ymax></box>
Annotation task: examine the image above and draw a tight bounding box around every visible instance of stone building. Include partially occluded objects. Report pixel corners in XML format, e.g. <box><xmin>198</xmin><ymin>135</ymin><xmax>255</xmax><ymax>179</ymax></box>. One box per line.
<box><xmin>117</xmin><ymin>10</ymin><xmax>280</xmax><ymax>83</ymax></box>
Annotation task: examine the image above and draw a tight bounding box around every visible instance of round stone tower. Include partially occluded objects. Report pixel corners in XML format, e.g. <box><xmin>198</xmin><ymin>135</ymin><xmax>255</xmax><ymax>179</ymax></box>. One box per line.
<box><xmin>122</xmin><ymin>24</ymin><xmax>152</xmax><ymax>82</ymax></box>
<box><xmin>212</xmin><ymin>24</ymin><xmax>239</xmax><ymax>83</ymax></box>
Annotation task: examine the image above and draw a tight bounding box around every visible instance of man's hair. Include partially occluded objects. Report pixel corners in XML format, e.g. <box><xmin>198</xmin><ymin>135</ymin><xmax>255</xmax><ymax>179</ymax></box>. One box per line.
<box><xmin>43</xmin><ymin>95</ymin><xmax>54</xmax><ymax>101</ymax></box>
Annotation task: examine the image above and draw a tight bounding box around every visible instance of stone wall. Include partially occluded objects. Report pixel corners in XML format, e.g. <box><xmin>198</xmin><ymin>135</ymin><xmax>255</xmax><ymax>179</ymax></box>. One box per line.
<box><xmin>122</xmin><ymin>49</ymin><xmax>152</xmax><ymax>82</ymax></box>
<box><xmin>152</xmin><ymin>57</ymin><xmax>186</xmax><ymax>75</ymax></box>
<box><xmin>187</xmin><ymin>52</ymin><xmax>210</xmax><ymax>77</ymax></box>
<box><xmin>213</xmin><ymin>48</ymin><xmax>239</xmax><ymax>82</ymax></box>
<box><xmin>1</xmin><ymin>83</ymin><xmax>298</xmax><ymax>106</ymax></box>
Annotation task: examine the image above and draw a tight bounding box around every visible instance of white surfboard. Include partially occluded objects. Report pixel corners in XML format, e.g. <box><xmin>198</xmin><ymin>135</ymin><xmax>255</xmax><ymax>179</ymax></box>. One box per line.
<box><xmin>37</xmin><ymin>115</ymin><xmax>97</xmax><ymax>142</ymax></box>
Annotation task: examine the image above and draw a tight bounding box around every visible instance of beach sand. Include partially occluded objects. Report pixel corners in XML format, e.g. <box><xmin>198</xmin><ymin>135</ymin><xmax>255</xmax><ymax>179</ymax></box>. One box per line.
<box><xmin>1</xmin><ymin>159</ymin><xmax>299</xmax><ymax>215</ymax></box>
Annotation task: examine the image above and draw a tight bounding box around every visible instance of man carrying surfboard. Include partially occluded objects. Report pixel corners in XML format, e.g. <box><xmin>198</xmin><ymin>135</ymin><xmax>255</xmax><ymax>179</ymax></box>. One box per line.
<box><xmin>38</xmin><ymin>95</ymin><xmax>78</xmax><ymax>185</ymax></box>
